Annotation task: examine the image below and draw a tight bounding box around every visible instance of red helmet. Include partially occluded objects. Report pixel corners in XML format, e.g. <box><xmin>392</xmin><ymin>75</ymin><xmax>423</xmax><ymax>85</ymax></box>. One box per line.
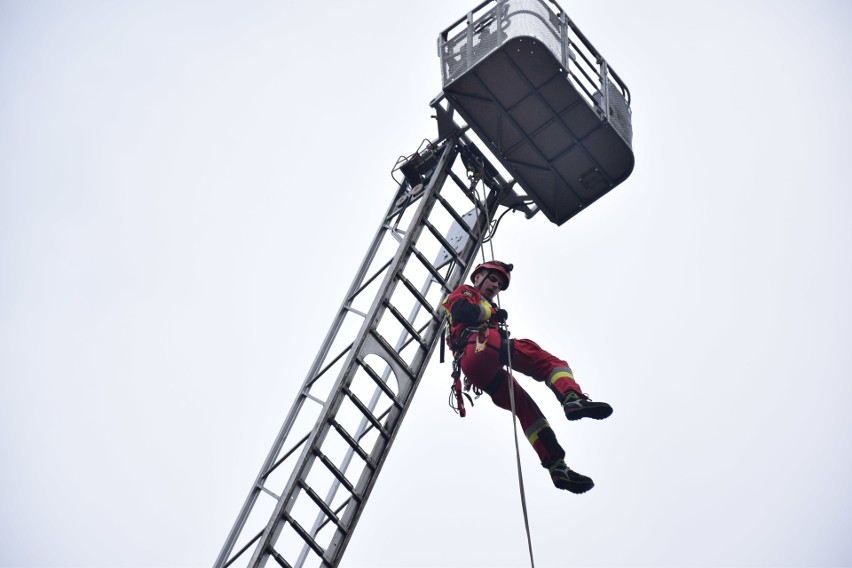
<box><xmin>471</xmin><ymin>260</ymin><xmax>513</xmax><ymax>290</ymax></box>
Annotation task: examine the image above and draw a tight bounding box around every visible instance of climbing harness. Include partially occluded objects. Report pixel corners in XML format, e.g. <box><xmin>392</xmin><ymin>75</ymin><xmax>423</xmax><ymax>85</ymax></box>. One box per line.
<box><xmin>474</xmin><ymin>325</ymin><xmax>489</xmax><ymax>353</ymax></box>
<box><xmin>448</xmin><ymin>349</ymin><xmax>472</xmax><ymax>417</ymax></box>
<box><xmin>446</xmin><ymin>327</ymin><xmax>483</xmax><ymax>417</ymax></box>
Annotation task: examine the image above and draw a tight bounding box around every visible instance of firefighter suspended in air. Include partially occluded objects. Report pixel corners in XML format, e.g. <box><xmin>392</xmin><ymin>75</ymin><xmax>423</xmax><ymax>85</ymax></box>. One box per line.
<box><xmin>443</xmin><ymin>261</ymin><xmax>612</xmax><ymax>494</ymax></box>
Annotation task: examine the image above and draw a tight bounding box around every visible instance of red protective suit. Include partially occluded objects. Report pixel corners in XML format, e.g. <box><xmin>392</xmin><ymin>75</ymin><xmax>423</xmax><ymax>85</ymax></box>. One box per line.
<box><xmin>442</xmin><ymin>283</ymin><xmax>584</xmax><ymax>466</ymax></box>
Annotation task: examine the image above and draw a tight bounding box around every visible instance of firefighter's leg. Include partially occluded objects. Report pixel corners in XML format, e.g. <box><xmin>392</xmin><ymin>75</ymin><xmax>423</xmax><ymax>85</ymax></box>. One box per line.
<box><xmin>509</xmin><ymin>338</ymin><xmax>582</xmax><ymax>400</ymax></box>
<box><xmin>479</xmin><ymin>369</ymin><xmax>565</xmax><ymax>466</ymax></box>
<box><xmin>482</xmin><ymin>371</ymin><xmax>595</xmax><ymax>493</ymax></box>
<box><xmin>511</xmin><ymin>338</ymin><xmax>613</xmax><ymax>421</ymax></box>
<box><xmin>460</xmin><ymin>339</ymin><xmax>565</xmax><ymax>464</ymax></box>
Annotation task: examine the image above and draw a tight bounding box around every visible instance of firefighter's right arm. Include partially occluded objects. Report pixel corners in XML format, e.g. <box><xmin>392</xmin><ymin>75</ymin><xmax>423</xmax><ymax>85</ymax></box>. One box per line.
<box><xmin>448</xmin><ymin>287</ymin><xmax>493</xmax><ymax>325</ymax></box>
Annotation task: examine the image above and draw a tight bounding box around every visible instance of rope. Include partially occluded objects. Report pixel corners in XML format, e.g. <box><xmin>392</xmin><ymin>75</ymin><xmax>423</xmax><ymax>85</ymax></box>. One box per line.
<box><xmin>472</xmin><ymin>169</ymin><xmax>535</xmax><ymax>567</ymax></box>
<box><xmin>471</xmin><ymin>170</ymin><xmax>495</xmax><ymax>267</ymax></box>
<box><xmin>503</xmin><ymin>325</ymin><xmax>536</xmax><ymax>568</ymax></box>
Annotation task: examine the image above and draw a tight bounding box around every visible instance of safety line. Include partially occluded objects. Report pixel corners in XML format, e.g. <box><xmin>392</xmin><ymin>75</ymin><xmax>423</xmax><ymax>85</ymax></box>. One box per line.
<box><xmin>504</xmin><ymin>329</ymin><xmax>536</xmax><ymax>568</ymax></box>
<box><xmin>474</xmin><ymin>174</ymin><xmax>535</xmax><ymax>567</ymax></box>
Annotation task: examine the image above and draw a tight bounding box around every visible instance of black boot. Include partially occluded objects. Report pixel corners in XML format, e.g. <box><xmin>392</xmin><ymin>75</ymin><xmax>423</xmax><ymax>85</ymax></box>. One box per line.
<box><xmin>545</xmin><ymin>459</ymin><xmax>594</xmax><ymax>494</ymax></box>
<box><xmin>562</xmin><ymin>391</ymin><xmax>613</xmax><ymax>421</ymax></box>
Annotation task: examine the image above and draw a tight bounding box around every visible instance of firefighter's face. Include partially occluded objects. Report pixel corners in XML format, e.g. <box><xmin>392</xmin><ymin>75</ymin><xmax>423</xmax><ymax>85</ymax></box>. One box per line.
<box><xmin>473</xmin><ymin>272</ymin><xmax>504</xmax><ymax>301</ymax></box>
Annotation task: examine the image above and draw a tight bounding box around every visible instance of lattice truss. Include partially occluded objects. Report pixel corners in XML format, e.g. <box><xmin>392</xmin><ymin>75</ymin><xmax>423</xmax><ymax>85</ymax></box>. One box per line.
<box><xmin>216</xmin><ymin>130</ymin><xmax>516</xmax><ymax>568</ymax></box>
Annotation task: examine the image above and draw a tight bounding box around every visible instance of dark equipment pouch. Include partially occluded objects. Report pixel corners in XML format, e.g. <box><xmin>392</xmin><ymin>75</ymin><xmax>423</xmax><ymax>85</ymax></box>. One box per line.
<box><xmin>498</xmin><ymin>327</ymin><xmax>512</xmax><ymax>366</ymax></box>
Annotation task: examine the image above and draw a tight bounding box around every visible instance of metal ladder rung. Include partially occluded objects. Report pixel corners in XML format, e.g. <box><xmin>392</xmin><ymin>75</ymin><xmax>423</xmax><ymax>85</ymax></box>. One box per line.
<box><xmin>396</xmin><ymin>272</ymin><xmax>437</xmax><ymax>316</ymax></box>
<box><xmin>368</xmin><ymin>330</ymin><xmax>415</xmax><ymax>380</ymax></box>
<box><xmin>329</xmin><ymin>419</ymin><xmax>376</xmax><ymax>468</ymax></box>
<box><xmin>395</xmin><ymin>319</ymin><xmax>437</xmax><ymax>355</ymax></box>
<box><xmin>435</xmin><ymin>192</ymin><xmax>480</xmax><ymax>244</ymax></box>
<box><xmin>341</xmin><ymin>387</ymin><xmax>391</xmax><ymax>440</ymax></box>
<box><xmin>409</xmin><ymin>246</ymin><xmax>452</xmax><ymax>293</ymax></box>
<box><xmin>269</xmin><ymin>547</ymin><xmax>293</xmax><ymax>568</ymax></box>
<box><xmin>280</xmin><ymin>510</ymin><xmax>326</xmax><ymax>561</ymax></box>
<box><xmin>355</xmin><ymin>357</ymin><xmax>404</xmax><ymax>409</ymax></box>
<box><xmin>297</xmin><ymin>479</ymin><xmax>344</xmax><ymax>529</ymax></box>
<box><xmin>312</xmin><ymin>495</ymin><xmax>354</xmax><ymax>536</ymax></box>
<box><xmin>447</xmin><ymin>169</ymin><xmax>489</xmax><ymax>214</ymax></box>
<box><xmin>313</xmin><ymin>450</ymin><xmax>360</xmax><ymax>499</ymax></box>
<box><xmin>423</xmin><ymin>218</ymin><xmax>466</xmax><ymax>268</ymax></box>
<box><xmin>383</xmin><ymin>300</ymin><xmax>427</xmax><ymax>350</ymax></box>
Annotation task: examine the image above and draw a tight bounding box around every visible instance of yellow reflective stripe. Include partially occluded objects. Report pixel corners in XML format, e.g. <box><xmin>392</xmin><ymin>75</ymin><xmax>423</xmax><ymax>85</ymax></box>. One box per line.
<box><xmin>441</xmin><ymin>301</ymin><xmax>453</xmax><ymax>327</ymax></box>
<box><xmin>480</xmin><ymin>300</ymin><xmax>492</xmax><ymax>321</ymax></box>
<box><xmin>525</xmin><ymin>419</ymin><xmax>550</xmax><ymax>445</ymax></box>
<box><xmin>548</xmin><ymin>369</ymin><xmax>574</xmax><ymax>386</ymax></box>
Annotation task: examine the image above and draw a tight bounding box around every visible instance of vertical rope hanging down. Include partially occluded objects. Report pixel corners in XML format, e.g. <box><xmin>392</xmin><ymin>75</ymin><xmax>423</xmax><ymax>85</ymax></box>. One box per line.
<box><xmin>503</xmin><ymin>327</ymin><xmax>536</xmax><ymax>568</ymax></box>
<box><xmin>470</xmin><ymin>166</ymin><xmax>535</xmax><ymax>567</ymax></box>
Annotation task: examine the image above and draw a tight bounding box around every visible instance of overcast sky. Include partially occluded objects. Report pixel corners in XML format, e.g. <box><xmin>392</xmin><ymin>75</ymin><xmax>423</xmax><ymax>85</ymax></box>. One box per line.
<box><xmin>2</xmin><ymin>1</ymin><xmax>851</xmax><ymax>567</ymax></box>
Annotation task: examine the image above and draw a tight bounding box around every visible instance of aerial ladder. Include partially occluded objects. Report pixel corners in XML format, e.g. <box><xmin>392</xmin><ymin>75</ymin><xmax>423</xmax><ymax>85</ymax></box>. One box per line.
<box><xmin>214</xmin><ymin>1</ymin><xmax>634</xmax><ymax>566</ymax></box>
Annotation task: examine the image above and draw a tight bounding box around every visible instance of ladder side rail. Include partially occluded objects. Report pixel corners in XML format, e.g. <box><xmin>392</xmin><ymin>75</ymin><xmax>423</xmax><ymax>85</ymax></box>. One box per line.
<box><xmin>324</xmin><ymin>140</ymin><xmax>508</xmax><ymax>565</ymax></box>
<box><xmin>263</xmin><ymin>148</ymin><xmax>460</xmax><ymax>566</ymax></box>
<box><xmin>324</xmin><ymin>219</ymin><xmax>496</xmax><ymax>567</ymax></box>
<box><xmin>302</xmin><ymin>138</ymin><xmax>475</xmax><ymax>566</ymax></box>
<box><xmin>214</xmin><ymin>181</ymin><xmax>425</xmax><ymax>568</ymax></box>
<box><xmin>219</xmin><ymin>128</ymin><xmax>513</xmax><ymax>568</ymax></box>
<box><xmin>248</xmin><ymin>138</ymin><xmax>463</xmax><ymax>567</ymax></box>
<box><xmin>293</xmin><ymin>268</ymin><xmax>443</xmax><ymax>567</ymax></box>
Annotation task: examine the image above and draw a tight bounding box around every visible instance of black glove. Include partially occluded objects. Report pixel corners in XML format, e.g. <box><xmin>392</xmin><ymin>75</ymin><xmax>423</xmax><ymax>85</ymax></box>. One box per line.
<box><xmin>495</xmin><ymin>309</ymin><xmax>509</xmax><ymax>323</ymax></box>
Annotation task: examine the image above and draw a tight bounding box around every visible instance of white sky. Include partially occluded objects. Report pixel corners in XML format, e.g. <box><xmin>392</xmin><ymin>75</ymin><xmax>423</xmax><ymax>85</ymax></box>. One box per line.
<box><xmin>2</xmin><ymin>1</ymin><xmax>851</xmax><ymax>567</ymax></box>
